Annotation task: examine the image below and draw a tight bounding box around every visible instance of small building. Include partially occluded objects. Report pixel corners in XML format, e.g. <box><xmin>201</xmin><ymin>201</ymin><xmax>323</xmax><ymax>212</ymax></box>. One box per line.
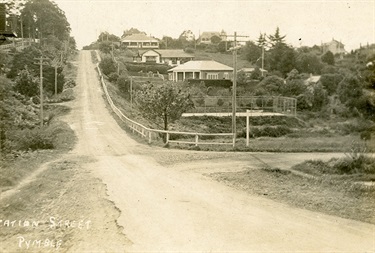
<box><xmin>121</xmin><ymin>33</ymin><xmax>159</xmax><ymax>49</ymax></box>
<box><xmin>168</xmin><ymin>60</ymin><xmax>233</xmax><ymax>82</ymax></box>
<box><xmin>305</xmin><ymin>74</ymin><xmax>321</xmax><ymax>85</ymax></box>
<box><xmin>140</xmin><ymin>49</ymin><xmax>194</xmax><ymax>66</ymax></box>
<box><xmin>322</xmin><ymin>39</ymin><xmax>347</xmax><ymax>55</ymax></box>
<box><xmin>198</xmin><ymin>30</ymin><xmax>227</xmax><ymax>44</ymax></box>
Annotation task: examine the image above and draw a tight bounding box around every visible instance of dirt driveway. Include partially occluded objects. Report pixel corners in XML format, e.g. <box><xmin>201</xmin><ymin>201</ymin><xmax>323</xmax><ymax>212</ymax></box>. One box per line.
<box><xmin>2</xmin><ymin>51</ymin><xmax>373</xmax><ymax>252</ymax></box>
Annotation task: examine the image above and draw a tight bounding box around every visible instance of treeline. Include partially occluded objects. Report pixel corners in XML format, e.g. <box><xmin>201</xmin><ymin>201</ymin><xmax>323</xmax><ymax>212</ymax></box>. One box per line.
<box><xmin>0</xmin><ymin>0</ymin><xmax>76</xmax><ymax>154</ymax></box>
<box><xmin>238</xmin><ymin>28</ymin><xmax>375</xmax><ymax>119</ymax></box>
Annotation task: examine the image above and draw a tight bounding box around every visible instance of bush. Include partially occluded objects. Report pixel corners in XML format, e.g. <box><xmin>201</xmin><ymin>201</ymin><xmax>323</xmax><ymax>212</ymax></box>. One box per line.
<box><xmin>10</xmin><ymin>127</ymin><xmax>54</xmax><ymax>151</ymax></box>
<box><xmin>99</xmin><ymin>56</ymin><xmax>117</xmax><ymax>76</ymax></box>
<box><xmin>124</xmin><ymin>62</ymin><xmax>170</xmax><ymax>74</ymax></box>
<box><xmin>238</xmin><ymin>125</ymin><xmax>292</xmax><ymax>138</ymax></box>
<box><xmin>108</xmin><ymin>72</ymin><xmax>119</xmax><ymax>82</ymax></box>
<box><xmin>332</xmin><ymin>155</ymin><xmax>375</xmax><ymax>174</ymax></box>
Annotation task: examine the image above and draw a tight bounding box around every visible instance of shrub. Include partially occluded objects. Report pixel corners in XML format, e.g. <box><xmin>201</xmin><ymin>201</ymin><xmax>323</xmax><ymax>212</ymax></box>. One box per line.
<box><xmin>99</xmin><ymin>56</ymin><xmax>117</xmax><ymax>76</ymax></box>
<box><xmin>108</xmin><ymin>72</ymin><xmax>119</xmax><ymax>82</ymax></box>
<box><xmin>238</xmin><ymin>125</ymin><xmax>292</xmax><ymax>138</ymax></box>
<box><xmin>124</xmin><ymin>62</ymin><xmax>170</xmax><ymax>74</ymax></box>
<box><xmin>10</xmin><ymin>127</ymin><xmax>54</xmax><ymax>151</ymax></box>
<box><xmin>217</xmin><ymin>98</ymin><xmax>224</xmax><ymax>107</ymax></box>
<box><xmin>332</xmin><ymin>155</ymin><xmax>375</xmax><ymax>174</ymax></box>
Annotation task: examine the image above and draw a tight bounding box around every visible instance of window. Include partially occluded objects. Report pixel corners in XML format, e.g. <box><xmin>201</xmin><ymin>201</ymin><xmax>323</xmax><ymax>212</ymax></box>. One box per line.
<box><xmin>146</xmin><ymin>56</ymin><xmax>157</xmax><ymax>62</ymax></box>
<box><xmin>207</xmin><ymin>73</ymin><xmax>219</xmax><ymax>79</ymax></box>
<box><xmin>223</xmin><ymin>72</ymin><xmax>229</xmax><ymax>79</ymax></box>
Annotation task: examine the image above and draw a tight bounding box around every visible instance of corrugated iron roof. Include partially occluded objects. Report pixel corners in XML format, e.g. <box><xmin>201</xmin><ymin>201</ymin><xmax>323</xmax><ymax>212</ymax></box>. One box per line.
<box><xmin>168</xmin><ymin>60</ymin><xmax>233</xmax><ymax>72</ymax></box>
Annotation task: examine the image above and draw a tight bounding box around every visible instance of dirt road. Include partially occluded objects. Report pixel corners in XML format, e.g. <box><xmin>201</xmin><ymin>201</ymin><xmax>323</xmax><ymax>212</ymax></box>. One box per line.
<box><xmin>63</xmin><ymin>51</ymin><xmax>375</xmax><ymax>252</ymax></box>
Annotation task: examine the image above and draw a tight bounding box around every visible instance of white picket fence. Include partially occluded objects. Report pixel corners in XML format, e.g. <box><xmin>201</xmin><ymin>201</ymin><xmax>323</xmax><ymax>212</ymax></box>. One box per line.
<box><xmin>95</xmin><ymin>51</ymin><xmax>234</xmax><ymax>147</ymax></box>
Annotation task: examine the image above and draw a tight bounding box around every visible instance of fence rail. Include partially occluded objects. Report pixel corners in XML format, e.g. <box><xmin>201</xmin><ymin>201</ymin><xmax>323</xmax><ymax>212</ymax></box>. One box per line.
<box><xmin>0</xmin><ymin>38</ymin><xmax>36</xmax><ymax>52</ymax></box>
<box><xmin>95</xmin><ymin>50</ymin><xmax>234</xmax><ymax>147</ymax></box>
<box><xmin>190</xmin><ymin>95</ymin><xmax>297</xmax><ymax>116</ymax></box>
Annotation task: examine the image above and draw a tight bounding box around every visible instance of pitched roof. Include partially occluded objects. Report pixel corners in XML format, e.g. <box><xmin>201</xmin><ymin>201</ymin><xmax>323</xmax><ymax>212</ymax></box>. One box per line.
<box><xmin>122</xmin><ymin>33</ymin><xmax>158</xmax><ymax>42</ymax></box>
<box><xmin>323</xmin><ymin>39</ymin><xmax>345</xmax><ymax>47</ymax></box>
<box><xmin>200</xmin><ymin>32</ymin><xmax>221</xmax><ymax>38</ymax></box>
<box><xmin>168</xmin><ymin>60</ymin><xmax>233</xmax><ymax>72</ymax></box>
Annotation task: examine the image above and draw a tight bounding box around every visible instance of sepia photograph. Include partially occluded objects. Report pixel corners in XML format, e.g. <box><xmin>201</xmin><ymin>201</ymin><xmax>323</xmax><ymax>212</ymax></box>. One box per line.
<box><xmin>0</xmin><ymin>0</ymin><xmax>374</xmax><ymax>252</ymax></box>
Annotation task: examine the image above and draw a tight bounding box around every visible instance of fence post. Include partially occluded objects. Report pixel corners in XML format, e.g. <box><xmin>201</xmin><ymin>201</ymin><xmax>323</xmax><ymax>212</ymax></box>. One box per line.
<box><xmin>246</xmin><ymin>110</ymin><xmax>250</xmax><ymax>147</ymax></box>
<box><xmin>148</xmin><ymin>131</ymin><xmax>152</xmax><ymax>144</ymax></box>
<box><xmin>195</xmin><ymin>134</ymin><xmax>199</xmax><ymax>147</ymax></box>
<box><xmin>166</xmin><ymin>132</ymin><xmax>170</xmax><ymax>144</ymax></box>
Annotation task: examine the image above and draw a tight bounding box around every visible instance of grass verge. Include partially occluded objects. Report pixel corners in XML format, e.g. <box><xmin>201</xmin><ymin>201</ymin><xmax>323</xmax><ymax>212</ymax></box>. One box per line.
<box><xmin>210</xmin><ymin>154</ymin><xmax>375</xmax><ymax>224</ymax></box>
<box><xmin>210</xmin><ymin>167</ymin><xmax>375</xmax><ymax>224</ymax></box>
<box><xmin>0</xmin><ymin>105</ymin><xmax>76</xmax><ymax>191</ymax></box>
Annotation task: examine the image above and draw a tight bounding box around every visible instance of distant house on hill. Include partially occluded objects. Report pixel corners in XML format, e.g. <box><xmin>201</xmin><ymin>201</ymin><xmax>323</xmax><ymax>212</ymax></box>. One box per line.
<box><xmin>322</xmin><ymin>39</ymin><xmax>347</xmax><ymax>55</ymax></box>
<box><xmin>304</xmin><ymin>74</ymin><xmax>321</xmax><ymax>85</ymax></box>
<box><xmin>198</xmin><ymin>30</ymin><xmax>227</xmax><ymax>44</ymax></box>
<box><xmin>121</xmin><ymin>33</ymin><xmax>159</xmax><ymax>49</ymax></box>
<box><xmin>168</xmin><ymin>60</ymin><xmax>233</xmax><ymax>82</ymax></box>
<box><xmin>140</xmin><ymin>49</ymin><xmax>194</xmax><ymax>66</ymax></box>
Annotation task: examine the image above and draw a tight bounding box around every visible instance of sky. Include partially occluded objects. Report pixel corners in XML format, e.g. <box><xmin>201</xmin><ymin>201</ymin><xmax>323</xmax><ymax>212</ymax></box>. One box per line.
<box><xmin>52</xmin><ymin>0</ymin><xmax>375</xmax><ymax>51</ymax></box>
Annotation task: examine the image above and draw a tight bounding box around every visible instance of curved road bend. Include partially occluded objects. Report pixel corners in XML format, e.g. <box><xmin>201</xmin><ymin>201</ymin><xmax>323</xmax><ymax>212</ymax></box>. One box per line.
<box><xmin>67</xmin><ymin>50</ymin><xmax>374</xmax><ymax>252</ymax></box>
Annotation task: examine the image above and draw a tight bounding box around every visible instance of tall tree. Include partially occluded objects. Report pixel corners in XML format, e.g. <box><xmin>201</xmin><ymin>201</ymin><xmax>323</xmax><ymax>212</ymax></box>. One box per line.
<box><xmin>321</xmin><ymin>51</ymin><xmax>335</xmax><ymax>65</ymax></box>
<box><xmin>268</xmin><ymin>43</ymin><xmax>296</xmax><ymax>76</ymax></box>
<box><xmin>256</xmin><ymin>33</ymin><xmax>267</xmax><ymax>48</ymax></box>
<box><xmin>135</xmin><ymin>81</ymin><xmax>194</xmax><ymax>138</ymax></box>
<box><xmin>266</xmin><ymin>27</ymin><xmax>296</xmax><ymax>76</ymax></box>
<box><xmin>242</xmin><ymin>41</ymin><xmax>261</xmax><ymax>64</ymax></box>
<box><xmin>295</xmin><ymin>52</ymin><xmax>323</xmax><ymax>74</ymax></box>
<box><xmin>121</xmin><ymin>27</ymin><xmax>144</xmax><ymax>38</ymax></box>
<box><xmin>267</xmin><ymin>27</ymin><xmax>286</xmax><ymax>47</ymax></box>
<box><xmin>20</xmin><ymin>0</ymin><xmax>71</xmax><ymax>41</ymax></box>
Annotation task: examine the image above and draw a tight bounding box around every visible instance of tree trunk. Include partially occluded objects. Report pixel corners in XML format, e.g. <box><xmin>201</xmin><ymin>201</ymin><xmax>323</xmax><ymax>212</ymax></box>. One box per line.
<box><xmin>163</xmin><ymin>112</ymin><xmax>168</xmax><ymax>143</ymax></box>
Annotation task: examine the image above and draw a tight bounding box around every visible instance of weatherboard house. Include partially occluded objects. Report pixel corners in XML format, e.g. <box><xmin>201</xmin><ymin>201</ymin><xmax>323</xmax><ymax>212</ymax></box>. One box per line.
<box><xmin>168</xmin><ymin>60</ymin><xmax>233</xmax><ymax>82</ymax></box>
<box><xmin>121</xmin><ymin>33</ymin><xmax>159</xmax><ymax>49</ymax></box>
<box><xmin>322</xmin><ymin>38</ymin><xmax>347</xmax><ymax>55</ymax></box>
<box><xmin>140</xmin><ymin>49</ymin><xmax>195</xmax><ymax>66</ymax></box>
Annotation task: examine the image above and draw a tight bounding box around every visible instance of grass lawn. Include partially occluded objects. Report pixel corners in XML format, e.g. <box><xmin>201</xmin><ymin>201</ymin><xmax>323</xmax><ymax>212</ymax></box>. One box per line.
<box><xmin>194</xmin><ymin>50</ymin><xmax>252</xmax><ymax>69</ymax></box>
<box><xmin>210</xmin><ymin>165</ymin><xmax>375</xmax><ymax>224</ymax></box>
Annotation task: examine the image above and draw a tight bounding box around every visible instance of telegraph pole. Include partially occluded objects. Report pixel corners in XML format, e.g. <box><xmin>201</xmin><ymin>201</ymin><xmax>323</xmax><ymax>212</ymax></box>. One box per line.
<box><xmin>227</xmin><ymin>32</ymin><xmax>249</xmax><ymax>147</ymax></box>
<box><xmin>34</xmin><ymin>56</ymin><xmax>49</xmax><ymax>127</ymax></box>
<box><xmin>232</xmin><ymin>32</ymin><xmax>238</xmax><ymax>147</ymax></box>
<box><xmin>51</xmin><ymin>55</ymin><xmax>62</xmax><ymax>96</ymax></box>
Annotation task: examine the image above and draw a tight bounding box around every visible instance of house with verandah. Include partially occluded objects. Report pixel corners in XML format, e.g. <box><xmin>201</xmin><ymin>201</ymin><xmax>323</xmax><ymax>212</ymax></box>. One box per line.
<box><xmin>168</xmin><ymin>60</ymin><xmax>233</xmax><ymax>82</ymax></box>
<box><xmin>140</xmin><ymin>49</ymin><xmax>194</xmax><ymax>66</ymax></box>
<box><xmin>121</xmin><ymin>33</ymin><xmax>159</xmax><ymax>49</ymax></box>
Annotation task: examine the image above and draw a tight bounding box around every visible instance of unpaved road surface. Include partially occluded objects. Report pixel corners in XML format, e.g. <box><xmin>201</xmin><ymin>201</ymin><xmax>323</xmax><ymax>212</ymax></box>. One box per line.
<box><xmin>2</xmin><ymin>50</ymin><xmax>373</xmax><ymax>252</ymax></box>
